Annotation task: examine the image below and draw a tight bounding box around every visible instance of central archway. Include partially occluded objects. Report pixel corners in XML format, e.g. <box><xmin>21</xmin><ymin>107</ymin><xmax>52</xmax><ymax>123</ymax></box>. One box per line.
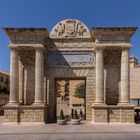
<box><xmin>55</xmin><ymin>78</ymin><xmax>86</xmax><ymax>121</ymax></box>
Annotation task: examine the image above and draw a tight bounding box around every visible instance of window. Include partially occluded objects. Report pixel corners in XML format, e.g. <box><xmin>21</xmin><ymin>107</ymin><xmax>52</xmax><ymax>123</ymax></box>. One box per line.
<box><xmin>0</xmin><ymin>77</ymin><xmax>3</xmax><ymax>82</ymax></box>
<box><xmin>130</xmin><ymin>99</ymin><xmax>140</xmax><ymax>106</ymax></box>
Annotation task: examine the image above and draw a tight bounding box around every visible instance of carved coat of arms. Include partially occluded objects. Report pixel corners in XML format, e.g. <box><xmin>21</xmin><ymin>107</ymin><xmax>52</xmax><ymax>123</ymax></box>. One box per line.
<box><xmin>50</xmin><ymin>19</ymin><xmax>90</xmax><ymax>38</ymax></box>
<box><xmin>64</xmin><ymin>20</ymin><xmax>76</xmax><ymax>36</ymax></box>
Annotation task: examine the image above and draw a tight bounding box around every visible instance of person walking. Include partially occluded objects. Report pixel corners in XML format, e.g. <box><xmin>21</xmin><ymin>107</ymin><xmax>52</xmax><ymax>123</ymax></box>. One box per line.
<box><xmin>80</xmin><ymin>109</ymin><xmax>83</xmax><ymax>118</ymax></box>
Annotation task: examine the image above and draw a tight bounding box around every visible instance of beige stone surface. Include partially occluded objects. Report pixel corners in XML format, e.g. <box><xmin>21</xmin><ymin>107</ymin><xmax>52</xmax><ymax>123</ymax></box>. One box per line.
<box><xmin>2</xmin><ymin>20</ymin><xmax>137</xmax><ymax>124</ymax></box>
<box><xmin>19</xmin><ymin>60</ymin><xmax>24</xmax><ymax>104</ymax></box>
<box><xmin>130</xmin><ymin>66</ymin><xmax>140</xmax><ymax>99</ymax></box>
<box><xmin>9</xmin><ymin>48</ymin><xmax>19</xmax><ymax>105</ymax></box>
<box><xmin>119</xmin><ymin>49</ymin><xmax>130</xmax><ymax>104</ymax></box>
<box><xmin>95</xmin><ymin>49</ymin><xmax>104</xmax><ymax>104</ymax></box>
<box><xmin>92</xmin><ymin>105</ymin><xmax>134</xmax><ymax>123</ymax></box>
<box><xmin>34</xmin><ymin>48</ymin><xmax>44</xmax><ymax>105</ymax></box>
<box><xmin>3</xmin><ymin>106</ymin><xmax>47</xmax><ymax>123</ymax></box>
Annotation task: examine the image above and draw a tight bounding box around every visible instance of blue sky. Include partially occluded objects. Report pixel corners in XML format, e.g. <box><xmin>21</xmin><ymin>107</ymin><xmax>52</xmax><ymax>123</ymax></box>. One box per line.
<box><xmin>0</xmin><ymin>0</ymin><xmax>140</xmax><ymax>72</ymax></box>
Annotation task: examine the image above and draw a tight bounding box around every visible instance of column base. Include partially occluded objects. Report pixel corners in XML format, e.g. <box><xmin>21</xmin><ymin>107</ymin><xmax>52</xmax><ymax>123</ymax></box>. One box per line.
<box><xmin>5</xmin><ymin>102</ymin><xmax>19</xmax><ymax>107</ymax></box>
<box><xmin>93</xmin><ymin>102</ymin><xmax>107</xmax><ymax>106</ymax></box>
<box><xmin>32</xmin><ymin>102</ymin><xmax>45</xmax><ymax>106</ymax></box>
<box><xmin>117</xmin><ymin>102</ymin><xmax>134</xmax><ymax>106</ymax></box>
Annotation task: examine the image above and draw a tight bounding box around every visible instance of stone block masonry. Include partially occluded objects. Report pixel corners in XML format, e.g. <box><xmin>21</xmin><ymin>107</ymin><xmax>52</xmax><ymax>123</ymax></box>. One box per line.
<box><xmin>3</xmin><ymin>106</ymin><xmax>47</xmax><ymax>124</ymax></box>
<box><xmin>4</xmin><ymin>107</ymin><xmax>19</xmax><ymax>123</ymax></box>
<box><xmin>92</xmin><ymin>105</ymin><xmax>134</xmax><ymax>123</ymax></box>
<box><xmin>2</xmin><ymin>19</ymin><xmax>137</xmax><ymax>124</ymax></box>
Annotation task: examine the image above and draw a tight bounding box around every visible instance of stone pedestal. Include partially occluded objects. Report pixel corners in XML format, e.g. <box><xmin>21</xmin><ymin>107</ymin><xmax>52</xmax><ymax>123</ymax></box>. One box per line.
<box><xmin>3</xmin><ymin>106</ymin><xmax>19</xmax><ymax>125</ymax></box>
<box><xmin>92</xmin><ymin>105</ymin><xmax>134</xmax><ymax>124</ymax></box>
<box><xmin>116</xmin><ymin>104</ymin><xmax>134</xmax><ymax>123</ymax></box>
<box><xmin>92</xmin><ymin>104</ymin><xmax>108</xmax><ymax>123</ymax></box>
<box><xmin>3</xmin><ymin>105</ymin><xmax>47</xmax><ymax>125</ymax></box>
<box><xmin>20</xmin><ymin>105</ymin><xmax>47</xmax><ymax>124</ymax></box>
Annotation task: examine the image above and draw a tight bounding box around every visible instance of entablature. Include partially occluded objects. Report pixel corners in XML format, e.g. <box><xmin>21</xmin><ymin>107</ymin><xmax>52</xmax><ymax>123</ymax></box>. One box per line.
<box><xmin>92</xmin><ymin>27</ymin><xmax>137</xmax><ymax>44</ymax></box>
<box><xmin>8</xmin><ymin>43</ymin><xmax>45</xmax><ymax>51</ymax></box>
<box><xmin>94</xmin><ymin>43</ymin><xmax>132</xmax><ymax>51</ymax></box>
<box><xmin>3</xmin><ymin>28</ymin><xmax>48</xmax><ymax>44</ymax></box>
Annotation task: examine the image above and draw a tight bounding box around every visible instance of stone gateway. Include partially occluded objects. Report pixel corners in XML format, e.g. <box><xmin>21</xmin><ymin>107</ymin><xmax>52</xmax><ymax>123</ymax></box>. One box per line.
<box><xmin>2</xmin><ymin>19</ymin><xmax>137</xmax><ymax>124</ymax></box>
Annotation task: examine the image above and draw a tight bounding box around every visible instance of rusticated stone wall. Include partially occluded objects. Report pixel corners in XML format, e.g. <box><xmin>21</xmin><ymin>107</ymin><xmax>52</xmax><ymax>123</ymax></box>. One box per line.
<box><xmin>130</xmin><ymin>66</ymin><xmax>140</xmax><ymax>99</ymax></box>
<box><xmin>20</xmin><ymin>106</ymin><xmax>47</xmax><ymax>123</ymax></box>
<box><xmin>4</xmin><ymin>107</ymin><xmax>19</xmax><ymax>123</ymax></box>
<box><xmin>92</xmin><ymin>106</ymin><xmax>108</xmax><ymax>123</ymax></box>
<box><xmin>4</xmin><ymin>106</ymin><xmax>47</xmax><ymax>124</ymax></box>
<box><xmin>92</xmin><ymin>105</ymin><xmax>134</xmax><ymax>123</ymax></box>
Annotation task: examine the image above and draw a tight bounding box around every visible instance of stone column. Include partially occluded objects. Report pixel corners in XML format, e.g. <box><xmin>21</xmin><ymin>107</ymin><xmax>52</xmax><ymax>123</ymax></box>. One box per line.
<box><xmin>8</xmin><ymin>48</ymin><xmax>19</xmax><ymax>105</ymax></box>
<box><xmin>24</xmin><ymin>68</ymin><xmax>27</xmax><ymax>105</ymax></box>
<box><xmin>33</xmin><ymin>48</ymin><xmax>44</xmax><ymax>105</ymax></box>
<box><xmin>47</xmin><ymin>79</ymin><xmax>50</xmax><ymax>104</ymax></box>
<box><xmin>95</xmin><ymin>49</ymin><xmax>104</xmax><ymax>104</ymax></box>
<box><xmin>19</xmin><ymin>60</ymin><xmax>24</xmax><ymax>104</ymax></box>
<box><xmin>119</xmin><ymin>49</ymin><xmax>130</xmax><ymax>104</ymax></box>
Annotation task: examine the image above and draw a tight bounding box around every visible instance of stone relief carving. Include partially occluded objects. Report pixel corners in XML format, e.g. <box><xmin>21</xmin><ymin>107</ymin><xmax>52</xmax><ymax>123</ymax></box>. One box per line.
<box><xmin>104</xmin><ymin>51</ymin><xmax>121</xmax><ymax>65</ymax></box>
<box><xmin>50</xmin><ymin>19</ymin><xmax>91</xmax><ymax>38</ymax></box>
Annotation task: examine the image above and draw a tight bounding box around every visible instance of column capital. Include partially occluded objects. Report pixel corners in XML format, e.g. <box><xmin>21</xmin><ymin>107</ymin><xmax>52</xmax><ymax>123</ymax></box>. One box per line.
<box><xmin>95</xmin><ymin>45</ymin><xmax>105</xmax><ymax>51</ymax></box>
<box><xmin>95</xmin><ymin>48</ymin><xmax>104</xmax><ymax>53</ymax></box>
<box><xmin>34</xmin><ymin>44</ymin><xmax>45</xmax><ymax>51</ymax></box>
<box><xmin>122</xmin><ymin>48</ymin><xmax>130</xmax><ymax>51</ymax></box>
<box><xmin>8</xmin><ymin>43</ymin><xmax>18</xmax><ymax>50</ymax></box>
<box><xmin>121</xmin><ymin>44</ymin><xmax>132</xmax><ymax>50</ymax></box>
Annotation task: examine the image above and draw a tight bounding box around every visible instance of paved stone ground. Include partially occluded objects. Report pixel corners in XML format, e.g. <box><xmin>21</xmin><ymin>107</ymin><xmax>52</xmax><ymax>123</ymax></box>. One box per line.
<box><xmin>1</xmin><ymin>119</ymin><xmax>140</xmax><ymax>140</ymax></box>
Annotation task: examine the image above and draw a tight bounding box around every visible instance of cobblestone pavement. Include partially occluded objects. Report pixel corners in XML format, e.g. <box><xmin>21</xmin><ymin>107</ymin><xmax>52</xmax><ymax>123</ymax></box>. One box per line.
<box><xmin>0</xmin><ymin>121</ymin><xmax>140</xmax><ymax>140</ymax></box>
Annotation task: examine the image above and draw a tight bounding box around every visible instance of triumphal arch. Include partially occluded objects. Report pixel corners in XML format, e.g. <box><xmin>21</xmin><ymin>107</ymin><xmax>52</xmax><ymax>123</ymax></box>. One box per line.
<box><xmin>3</xmin><ymin>19</ymin><xmax>137</xmax><ymax>124</ymax></box>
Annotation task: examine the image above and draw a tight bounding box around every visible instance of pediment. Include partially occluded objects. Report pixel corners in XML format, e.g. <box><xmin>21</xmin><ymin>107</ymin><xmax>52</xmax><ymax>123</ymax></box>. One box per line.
<box><xmin>50</xmin><ymin>19</ymin><xmax>91</xmax><ymax>38</ymax></box>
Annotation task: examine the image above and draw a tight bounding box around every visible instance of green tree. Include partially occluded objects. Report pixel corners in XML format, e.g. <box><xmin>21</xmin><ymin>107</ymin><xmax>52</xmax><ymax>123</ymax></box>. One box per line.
<box><xmin>0</xmin><ymin>82</ymin><xmax>7</xmax><ymax>94</ymax></box>
<box><xmin>74</xmin><ymin>83</ymin><xmax>85</xmax><ymax>99</ymax></box>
